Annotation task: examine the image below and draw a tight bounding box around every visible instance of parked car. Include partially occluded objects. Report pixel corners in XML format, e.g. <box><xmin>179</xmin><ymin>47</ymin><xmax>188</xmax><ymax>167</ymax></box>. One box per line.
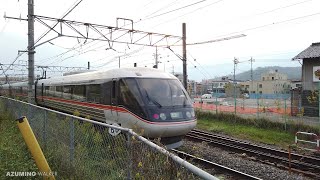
<box><xmin>201</xmin><ymin>94</ymin><xmax>212</xmax><ymax>99</ymax></box>
<box><xmin>242</xmin><ymin>93</ymin><xmax>249</xmax><ymax>99</ymax></box>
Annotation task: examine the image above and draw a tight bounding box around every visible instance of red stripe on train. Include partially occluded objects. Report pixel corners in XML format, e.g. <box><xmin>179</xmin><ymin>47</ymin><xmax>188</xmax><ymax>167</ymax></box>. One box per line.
<box><xmin>37</xmin><ymin>96</ymin><xmax>196</xmax><ymax>125</ymax></box>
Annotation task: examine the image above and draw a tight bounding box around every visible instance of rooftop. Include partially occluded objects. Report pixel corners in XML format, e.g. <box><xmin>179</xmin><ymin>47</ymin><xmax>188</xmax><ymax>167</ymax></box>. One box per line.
<box><xmin>292</xmin><ymin>42</ymin><xmax>320</xmax><ymax>60</ymax></box>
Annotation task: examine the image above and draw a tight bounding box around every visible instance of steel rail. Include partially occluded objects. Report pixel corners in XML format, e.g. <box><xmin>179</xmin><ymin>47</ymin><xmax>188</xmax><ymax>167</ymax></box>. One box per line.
<box><xmin>187</xmin><ymin>129</ymin><xmax>320</xmax><ymax>178</ymax></box>
<box><xmin>171</xmin><ymin>149</ymin><xmax>262</xmax><ymax>180</ymax></box>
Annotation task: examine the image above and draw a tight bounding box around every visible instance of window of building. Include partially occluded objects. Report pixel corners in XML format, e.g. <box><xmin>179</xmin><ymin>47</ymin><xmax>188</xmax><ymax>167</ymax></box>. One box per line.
<box><xmin>259</xmin><ymin>91</ymin><xmax>262</xmax><ymax>94</ymax></box>
<box><xmin>272</xmin><ymin>77</ymin><xmax>274</xmax><ymax>80</ymax></box>
<box><xmin>259</xmin><ymin>84</ymin><xmax>262</xmax><ymax>88</ymax></box>
<box><xmin>263</xmin><ymin>77</ymin><xmax>265</xmax><ymax>81</ymax></box>
<box><xmin>245</xmin><ymin>85</ymin><xmax>249</xmax><ymax>88</ymax></box>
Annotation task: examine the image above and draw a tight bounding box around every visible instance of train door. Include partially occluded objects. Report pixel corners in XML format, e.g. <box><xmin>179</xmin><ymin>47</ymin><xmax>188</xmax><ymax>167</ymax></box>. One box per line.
<box><xmin>103</xmin><ymin>79</ymin><xmax>119</xmax><ymax>124</ymax></box>
<box><xmin>41</xmin><ymin>83</ymin><xmax>44</xmax><ymax>102</ymax></box>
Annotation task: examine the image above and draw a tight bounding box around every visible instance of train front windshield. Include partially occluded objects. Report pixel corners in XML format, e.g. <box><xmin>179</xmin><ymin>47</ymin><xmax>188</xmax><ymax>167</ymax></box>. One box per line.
<box><xmin>119</xmin><ymin>78</ymin><xmax>195</xmax><ymax>122</ymax></box>
<box><xmin>136</xmin><ymin>79</ymin><xmax>192</xmax><ymax>108</ymax></box>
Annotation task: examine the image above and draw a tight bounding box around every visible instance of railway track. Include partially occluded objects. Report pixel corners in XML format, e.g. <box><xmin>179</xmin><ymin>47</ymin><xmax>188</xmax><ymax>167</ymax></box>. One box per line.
<box><xmin>186</xmin><ymin>129</ymin><xmax>320</xmax><ymax>178</ymax></box>
<box><xmin>171</xmin><ymin>149</ymin><xmax>262</xmax><ymax>180</ymax></box>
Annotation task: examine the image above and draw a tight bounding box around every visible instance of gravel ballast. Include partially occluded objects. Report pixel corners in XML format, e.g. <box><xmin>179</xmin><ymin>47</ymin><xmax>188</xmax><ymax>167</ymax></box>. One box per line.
<box><xmin>180</xmin><ymin>140</ymin><xmax>311</xmax><ymax>180</ymax></box>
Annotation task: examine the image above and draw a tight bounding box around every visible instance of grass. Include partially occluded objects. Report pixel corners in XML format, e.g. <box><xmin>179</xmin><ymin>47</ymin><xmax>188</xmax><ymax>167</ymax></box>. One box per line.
<box><xmin>0</xmin><ymin>111</ymin><xmax>40</xmax><ymax>179</ymax></box>
<box><xmin>197</xmin><ymin>118</ymin><xmax>294</xmax><ymax>148</ymax></box>
<box><xmin>195</xmin><ymin>110</ymin><xmax>320</xmax><ymax>149</ymax></box>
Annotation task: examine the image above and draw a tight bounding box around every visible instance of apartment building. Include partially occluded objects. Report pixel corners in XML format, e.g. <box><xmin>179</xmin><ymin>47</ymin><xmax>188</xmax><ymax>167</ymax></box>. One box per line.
<box><xmin>240</xmin><ymin>70</ymin><xmax>291</xmax><ymax>94</ymax></box>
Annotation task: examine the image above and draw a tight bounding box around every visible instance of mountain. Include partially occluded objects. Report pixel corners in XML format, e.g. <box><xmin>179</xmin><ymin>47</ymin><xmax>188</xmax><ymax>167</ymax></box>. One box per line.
<box><xmin>225</xmin><ymin>66</ymin><xmax>301</xmax><ymax>81</ymax></box>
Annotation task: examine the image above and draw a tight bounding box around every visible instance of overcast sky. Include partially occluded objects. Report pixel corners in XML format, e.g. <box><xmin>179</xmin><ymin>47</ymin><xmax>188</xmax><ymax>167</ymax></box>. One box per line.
<box><xmin>1</xmin><ymin>0</ymin><xmax>320</xmax><ymax>81</ymax></box>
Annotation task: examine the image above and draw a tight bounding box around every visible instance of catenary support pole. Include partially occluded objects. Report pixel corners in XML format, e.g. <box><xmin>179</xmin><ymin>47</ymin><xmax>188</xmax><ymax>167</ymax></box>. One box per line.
<box><xmin>28</xmin><ymin>0</ymin><xmax>35</xmax><ymax>103</ymax></box>
<box><xmin>182</xmin><ymin>23</ymin><xmax>187</xmax><ymax>90</ymax></box>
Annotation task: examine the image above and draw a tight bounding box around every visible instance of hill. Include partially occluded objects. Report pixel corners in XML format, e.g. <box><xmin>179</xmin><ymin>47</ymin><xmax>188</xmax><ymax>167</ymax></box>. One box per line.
<box><xmin>232</xmin><ymin>66</ymin><xmax>301</xmax><ymax>81</ymax></box>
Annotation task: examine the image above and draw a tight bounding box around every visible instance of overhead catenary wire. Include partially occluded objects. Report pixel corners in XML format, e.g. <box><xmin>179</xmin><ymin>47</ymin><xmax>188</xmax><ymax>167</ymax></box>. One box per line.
<box><xmin>143</xmin><ymin>0</ymin><xmax>181</xmax><ymax>19</ymax></box>
<box><xmin>136</xmin><ymin>0</ymin><xmax>209</xmax><ymax>23</ymax></box>
<box><xmin>212</xmin><ymin>11</ymin><xmax>320</xmax><ymax>39</ymax></box>
<box><xmin>167</xmin><ymin>47</ymin><xmax>210</xmax><ymax>80</ymax></box>
<box><xmin>36</xmin><ymin>1</ymin><xmax>310</xmax><ymax>70</ymax></box>
<box><xmin>34</xmin><ymin>0</ymin><xmax>84</xmax><ymax>46</ymax></box>
<box><xmin>2</xmin><ymin>0</ymin><xmax>85</xmax><ymax>76</ymax></box>
<box><xmin>187</xmin><ymin>52</ymin><xmax>214</xmax><ymax>79</ymax></box>
<box><xmin>149</xmin><ymin>0</ymin><xmax>224</xmax><ymax>29</ymax></box>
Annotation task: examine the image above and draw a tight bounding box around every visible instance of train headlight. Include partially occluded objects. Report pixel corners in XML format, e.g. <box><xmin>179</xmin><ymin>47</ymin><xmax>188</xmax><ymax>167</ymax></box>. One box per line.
<box><xmin>160</xmin><ymin>113</ymin><xmax>166</xmax><ymax>120</ymax></box>
<box><xmin>186</xmin><ymin>111</ymin><xmax>191</xmax><ymax>118</ymax></box>
<box><xmin>191</xmin><ymin>110</ymin><xmax>195</xmax><ymax>117</ymax></box>
<box><xmin>153</xmin><ymin>114</ymin><xmax>159</xmax><ymax>120</ymax></box>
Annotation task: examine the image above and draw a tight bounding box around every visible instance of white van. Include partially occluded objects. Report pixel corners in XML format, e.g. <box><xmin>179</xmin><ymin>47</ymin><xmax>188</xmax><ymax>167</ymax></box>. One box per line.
<box><xmin>201</xmin><ymin>94</ymin><xmax>212</xmax><ymax>99</ymax></box>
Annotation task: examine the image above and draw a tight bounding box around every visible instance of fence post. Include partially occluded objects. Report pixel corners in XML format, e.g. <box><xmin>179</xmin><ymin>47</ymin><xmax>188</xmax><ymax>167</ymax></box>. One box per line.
<box><xmin>318</xmin><ymin>82</ymin><xmax>320</xmax><ymax>132</ymax></box>
<box><xmin>16</xmin><ymin>116</ymin><xmax>55</xmax><ymax>180</ymax></box>
<box><xmin>126</xmin><ymin>132</ymin><xmax>132</xmax><ymax>179</ymax></box>
<box><xmin>284</xmin><ymin>98</ymin><xmax>287</xmax><ymax>131</ymax></box>
<box><xmin>43</xmin><ymin>110</ymin><xmax>47</xmax><ymax>150</ymax></box>
<box><xmin>257</xmin><ymin>84</ymin><xmax>260</xmax><ymax>119</ymax></box>
<box><xmin>70</xmin><ymin>117</ymin><xmax>75</xmax><ymax>167</ymax></box>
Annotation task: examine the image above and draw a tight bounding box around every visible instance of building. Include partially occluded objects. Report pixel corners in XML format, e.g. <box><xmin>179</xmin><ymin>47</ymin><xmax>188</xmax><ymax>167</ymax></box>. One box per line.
<box><xmin>187</xmin><ymin>80</ymin><xmax>197</xmax><ymax>96</ymax></box>
<box><xmin>292</xmin><ymin>42</ymin><xmax>320</xmax><ymax>116</ymax></box>
<box><xmin>200</xmin><ymin>77</ymin><xmax>229</xmax><ymax>96</ymax></box>
<box><xmin>240</xmin><ymin>70</ymin><xmax>291</xmax><ymax>95</ymax></box>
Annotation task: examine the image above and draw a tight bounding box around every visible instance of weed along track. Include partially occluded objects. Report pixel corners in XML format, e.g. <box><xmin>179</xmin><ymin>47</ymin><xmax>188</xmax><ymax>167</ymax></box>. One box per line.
<box><xmin>186</xmin><ymin>129</ymin><xmax>320</xmax><ymax>179</ymax></box>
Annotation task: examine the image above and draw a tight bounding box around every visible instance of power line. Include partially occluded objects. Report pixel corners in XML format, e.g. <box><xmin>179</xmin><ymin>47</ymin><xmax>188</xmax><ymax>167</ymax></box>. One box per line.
<box><xmin>254</xmin><ymin>0</ymin><xmax>314</xmax><ymax>17</ymax></box>
<box><xmin>148</xmin><ymin>0</ymin><xmax>224</xmax><ymax>29</ymax></box>
<box><xmin>188</xmin><ymin>52</ymin><xmax>213</xmax><ymax>79</ymax></box>
<box><xmin>143</xmin><ymin>0</ymin><xmax>181</xmax><ymax>19</ymax></box>
<box><xmin>212</xmin><ymin>11</ymin><xmax>320</xmax><ymax>39</ymax></box>
<box><xmin>138</xmin><ymin>0</ymin><xmax>209</xmax><ymax>22</ymax></box>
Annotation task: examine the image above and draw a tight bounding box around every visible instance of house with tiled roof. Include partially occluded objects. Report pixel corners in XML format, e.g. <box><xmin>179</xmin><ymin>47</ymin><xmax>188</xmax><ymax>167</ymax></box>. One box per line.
<box><xmin>292</xmin><ymin>42</ymin><xmax>320</xmax><ymax>116</ymax></box>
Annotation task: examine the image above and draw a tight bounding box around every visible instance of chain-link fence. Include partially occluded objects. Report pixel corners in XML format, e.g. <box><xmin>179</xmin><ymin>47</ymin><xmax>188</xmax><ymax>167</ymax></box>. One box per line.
<box><xmin>193</xmin><ymin>91</ymin><xmax>320</xmax><ymax>132</ymax></box>
<box><xmin>0</xmin><ymin>96</ymin><xmax>215</xmax><ymax>179</ymax></box>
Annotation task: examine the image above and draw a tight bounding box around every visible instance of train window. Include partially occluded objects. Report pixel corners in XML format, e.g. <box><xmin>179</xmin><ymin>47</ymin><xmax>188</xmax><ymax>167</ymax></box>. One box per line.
<box><xmin>112</xmin><ymin>81</ymin><xmax>116</xmax><ymax>98</ymax></box>
<box><xmin>87</xmin><ymin>84</ymin><xmax>101</xmax><ymax>103</ymax></box>
<box><xmin>73</xmin><ymin>85</ymin><xmax>86</xmax><ymax>101</ymax></box>
<box><xmin>44</xmin><ymin>86</ymin><xmax>49</xmax><ymax>96</ymax></box>
<box><xmin>56</xmin><ymin>86</ymin><xmax>63</xmax><ymax>97</ymax></box>
<box><xmin>63</xmin><ymin>86</ymin><xmax>72</xmax><ymax>100</ymax></box>
<box><xmin>48</xmin><ymin>86</ymin><xmax>56</xmax><ymax>97</ymax></box>
<box><xmin>119</xmin><ymin>79</ymin><xmax>145</xmax><ymax>117</ymax></box>
<box><xmin>102</xmin><ymin>81</ymin><xmax>112</xmax><ymax>105</ymax></box>
<box><xmin>36</xmin><ymin>85</ymin><xmax>42</xmax><ymax>96</ymax></box>
<box><xmin>56</xmin><ymin>86</ymin><xmax>63</xmax><ymax>92</ymax></box>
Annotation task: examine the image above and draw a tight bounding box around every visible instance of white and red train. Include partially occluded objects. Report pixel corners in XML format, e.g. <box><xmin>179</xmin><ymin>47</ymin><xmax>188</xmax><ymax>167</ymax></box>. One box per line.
<box><xmin>0</xmin><ymin>67</ymin><xmax>196</xmax><ymax>147</ymax></box>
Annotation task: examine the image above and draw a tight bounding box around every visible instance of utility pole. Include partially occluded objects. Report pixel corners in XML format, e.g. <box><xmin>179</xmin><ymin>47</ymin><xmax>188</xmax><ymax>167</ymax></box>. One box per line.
<box><xmin>118</xmin><ymin>57</ymin><xmax>120</xmax><ymax>68</ymax></box>
<box><xmin>233</xmin><ymin>57</ymin><xmax>239</xmax><ymax>114</ymax></box>
<box><xmin>155</xmin><ymin>47</ymin><xmax>158</xmax><ymax>68</ymax></box>
<box><xmin>182</xmin><ymin>23</ymin><xmax>187</xmax><ymax>90</ymax></box>
<box><xmin>249</xmin><ymin>57</ymin><xmax>254</xmax><ymax>94</ymax></box>
<box><xmin>28</xmin><ymin>0</ymin><xmax>35</xmax><ymax>103</ymax></box>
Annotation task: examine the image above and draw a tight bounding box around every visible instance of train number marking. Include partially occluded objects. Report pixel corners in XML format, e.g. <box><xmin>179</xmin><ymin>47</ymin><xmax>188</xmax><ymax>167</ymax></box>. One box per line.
<box><xmin>108</xmin><ymin>127</ymin><xmax>121</xmax><ymax>136</ymax></box>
